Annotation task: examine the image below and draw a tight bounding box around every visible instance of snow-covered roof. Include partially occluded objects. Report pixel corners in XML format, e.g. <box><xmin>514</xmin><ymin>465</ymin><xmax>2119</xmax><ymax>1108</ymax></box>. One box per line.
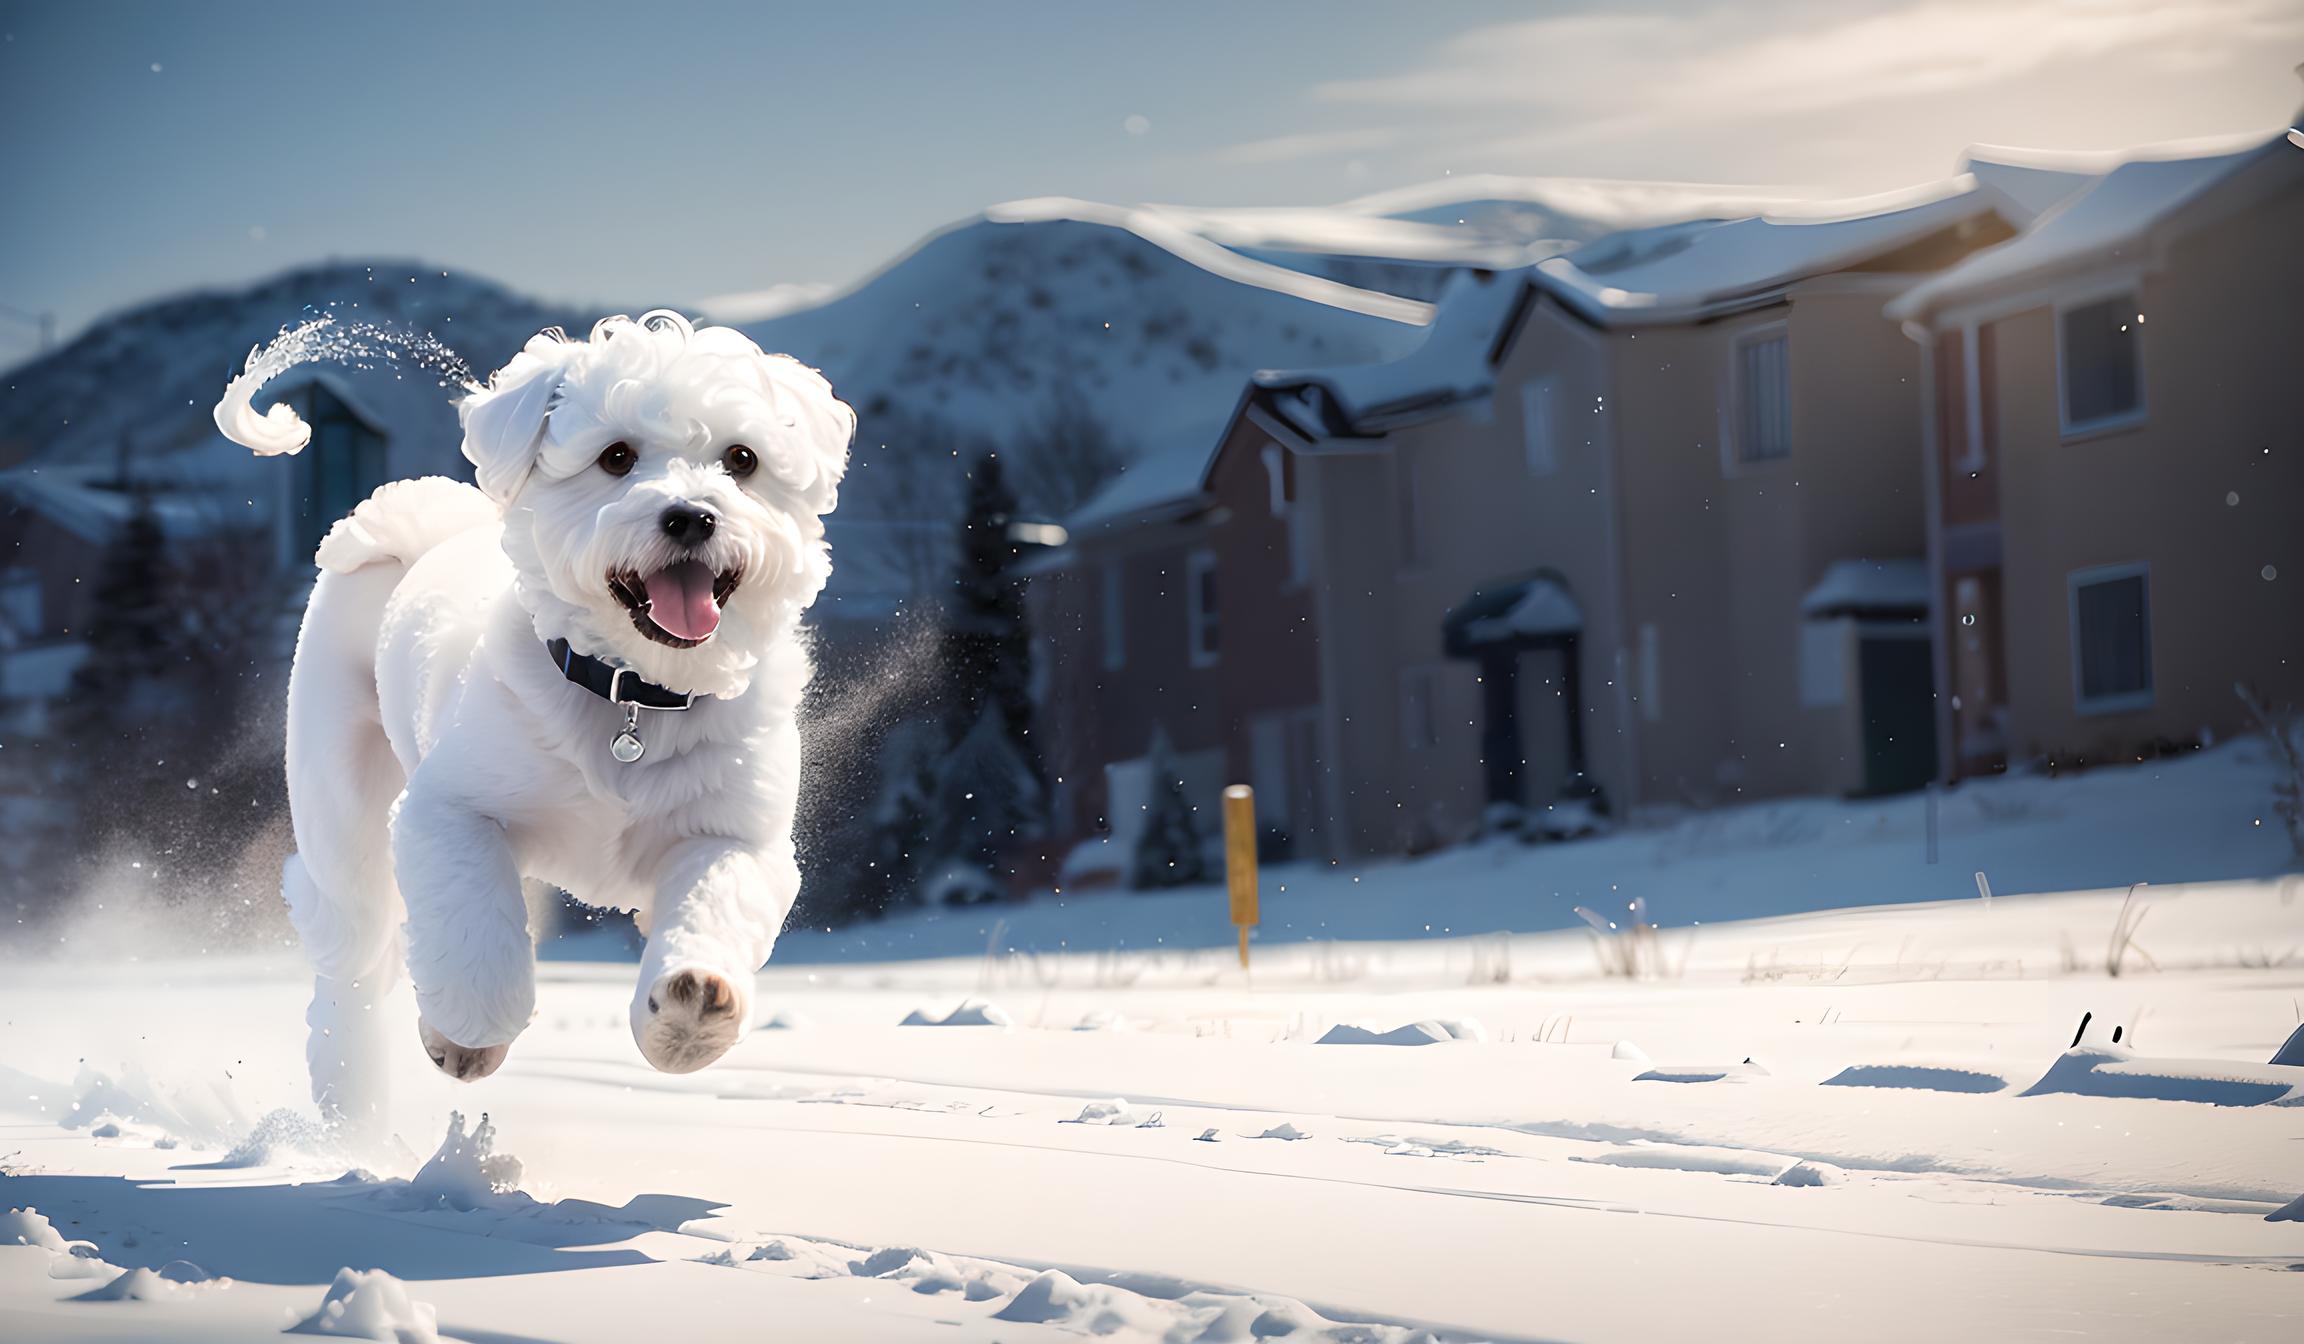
<box><xmin>1470</xmin><ymin>579</ymin><xmax>1582</xmax><ymax>641</ymax></box>
<box><xmin>276</xmin><ymin>368</ymin><xmax>393</xmax><ymax>440</ymax></box>
<box><xmin>1802</xmin><ymin>558</ymin><xmax>1930</xmax><ymax>618</ymax></box>
<box><xmin>1444</xmin><ymin>573</ymin><xmax>1584</xmax><ymax>651</ymax></box>
<box><xmin>1959</xmin><ymin>148</ymin><xmax>2107</xmax><ymax>226</ymax></box>
<box><xmin>1888</xmin><ymin>132</ymin><xmax>2288</xmax><ymax>322</ymax></box>
<box><xmin>1061</xmin><ymin>439</ymin><xmax>1214</xmax><ymax>536</ymax></box>
<box><xmin>1536</xmin><ymin>177</ymin><xmax>2000</xmax><ymax>326</ymax></box>
<box><xmin>1252</xmin><ymin>268</ymin><xmax>1532</xmax><ymax>436</ymax></box>
<box><xmin>0</xmin><ymin>467</ymin><xmax>250</xmax><ymax>546</ymax></box>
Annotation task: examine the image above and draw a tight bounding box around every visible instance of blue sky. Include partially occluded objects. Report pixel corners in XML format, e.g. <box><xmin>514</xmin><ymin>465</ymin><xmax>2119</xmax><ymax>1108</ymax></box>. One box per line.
<box><xmin>2</xmin><ymin>0</ymin><xmax>2297</xmax><ymax>359</ymax></box>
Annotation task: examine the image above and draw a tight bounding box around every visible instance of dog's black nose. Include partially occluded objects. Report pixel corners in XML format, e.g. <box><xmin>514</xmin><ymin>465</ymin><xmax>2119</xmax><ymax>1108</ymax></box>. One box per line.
<box><xmin>660</xmin><ymin>506</ymin><xmax>717</xmax><ymax>547</ymax></box>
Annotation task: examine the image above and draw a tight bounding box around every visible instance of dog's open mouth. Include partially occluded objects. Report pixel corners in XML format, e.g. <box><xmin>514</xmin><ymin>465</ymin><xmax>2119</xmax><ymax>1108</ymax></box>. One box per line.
<box><xmin>609</xmin><ymin>561</ymin><xmax>742</xmax><ymax>648</ymax></box>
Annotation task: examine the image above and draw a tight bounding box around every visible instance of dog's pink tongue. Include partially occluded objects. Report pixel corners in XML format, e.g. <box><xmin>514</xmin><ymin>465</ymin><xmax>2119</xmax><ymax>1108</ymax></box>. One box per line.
<box><xmin>643</xmin><ymin>560</ymin><xmax>721</xmax><ymax>641</ymax></box>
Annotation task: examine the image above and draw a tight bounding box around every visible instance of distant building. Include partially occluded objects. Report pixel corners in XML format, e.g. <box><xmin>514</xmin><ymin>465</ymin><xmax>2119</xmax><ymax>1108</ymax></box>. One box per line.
<box><xmin>1023</xmin><ymin>440</ymin><xmax>1231</xmax><ymax>885</ymax></box>
<box><xmin>1030</xmin><ymin>167</ymin><xmax>2062</xmax><ymax>869</ymax></box>
<box><xmin>0</xmin><ymin>378</ymin><xmax>395</xmax><ymax>855</ymax></box>
<box><xmin>272</xmin><ymin>375</ymin><xmax>391</xmax><ymax>567</ymax></box>
<box><xmin>1887</xmin><ymin>133</ymin><xmax>2304</xmax><ymax>776</ymax></box>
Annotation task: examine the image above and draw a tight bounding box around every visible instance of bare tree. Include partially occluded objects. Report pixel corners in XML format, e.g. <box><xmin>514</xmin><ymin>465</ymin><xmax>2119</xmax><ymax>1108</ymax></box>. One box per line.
<box><xmin>1005</xmin><ymin>379</ymin><xmax>1129</xmax><ymax>521</ymax></box>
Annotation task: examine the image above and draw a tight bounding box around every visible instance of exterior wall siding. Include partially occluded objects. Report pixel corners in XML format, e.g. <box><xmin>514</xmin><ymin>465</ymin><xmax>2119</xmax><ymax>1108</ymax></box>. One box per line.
<box><xmin>1982</xmin><ymin>174</ymin><xmax>2304</xmax><ymax>764</ymax></box>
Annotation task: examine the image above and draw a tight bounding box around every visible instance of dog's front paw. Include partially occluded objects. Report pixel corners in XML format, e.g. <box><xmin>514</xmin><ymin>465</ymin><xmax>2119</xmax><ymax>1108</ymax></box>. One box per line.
<box><xmin>419</xmin><ymin>1017</ymin><xmax>510</xmax><ymax>1082</ymax></box>
<box><xmin>635</xmin><ymin>967</ymin><xmax>747</xmax><ymax>1074</ymax></box>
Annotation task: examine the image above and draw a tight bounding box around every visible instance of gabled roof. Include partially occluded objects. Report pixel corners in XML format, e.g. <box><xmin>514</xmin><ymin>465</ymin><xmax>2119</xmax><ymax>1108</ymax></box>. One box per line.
<box><xmin>0</xmin><ymin>466</ymin><xmax>249</xmax><ymax>546</ymax></box>
<box><xmin>1249</xmin><ymin>267</ymin><xmax>1535</xmax><ymax>438</ymax></box>
<box><xmin>1887</xmin><ymin>131</ymin><xmax>2289</xmax><ymax>322</ymax></box>
<box><xmin>1535</xmin><ymin>177</ymin><xmax>2003</xmax><ymax>326</ymax></box>
<box><xmin>1061</xmin><ymin>438</ymin><xmax>1217</xmax><ymax>537</ymax></box>
<box><xmin>1959</xmin><ymin>147</ymin><xmax>2108</xmax><ymax>226</ymax></box>
<box><xmin>277</xmin><ymin>369</ymin><xmax>393</xmax><ymax>440</ymax></box>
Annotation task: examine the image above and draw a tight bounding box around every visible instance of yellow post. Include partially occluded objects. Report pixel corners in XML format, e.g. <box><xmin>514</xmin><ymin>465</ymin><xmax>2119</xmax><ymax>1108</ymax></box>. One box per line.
<box><xmin>1223</xmin><ymin>784</ymin><xmax>1258</xmax><ymax>969</ymax></box>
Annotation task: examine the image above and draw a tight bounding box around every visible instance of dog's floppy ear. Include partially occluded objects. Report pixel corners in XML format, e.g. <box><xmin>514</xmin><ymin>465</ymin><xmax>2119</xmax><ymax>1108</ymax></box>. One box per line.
<box><xmin>763</xmin><ymin>354</ymin><xmax>856</xmax><ymax>518</ymax></box>
<box><xmin>459</xmin><ymin>329</ymin><xmax>581</xmax><ymax>504</ymax></box>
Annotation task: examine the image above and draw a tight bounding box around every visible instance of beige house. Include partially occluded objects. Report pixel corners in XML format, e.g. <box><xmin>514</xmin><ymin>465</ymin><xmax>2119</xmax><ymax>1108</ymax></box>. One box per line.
<box><xmin>1242</xmin><ymin>177</ymin><xmax>2036</xmax><ymax>855</ymax></box>
<box><xmin>1887</xmin><ymin>133</ymin><xmax>2304</xmax><ymax>776</ymax></box>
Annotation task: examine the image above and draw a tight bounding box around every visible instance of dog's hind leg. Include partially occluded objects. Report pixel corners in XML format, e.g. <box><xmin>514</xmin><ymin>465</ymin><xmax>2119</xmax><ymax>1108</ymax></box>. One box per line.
<box><xmin>283</xmin><ymin>849</ymin><xmax>395</xmax><ymax>1129</ymax></box>
<box><xmin>283</xmin><ymin>564</ymin><xmax>410</xmax><ymax>1132</ymax></box>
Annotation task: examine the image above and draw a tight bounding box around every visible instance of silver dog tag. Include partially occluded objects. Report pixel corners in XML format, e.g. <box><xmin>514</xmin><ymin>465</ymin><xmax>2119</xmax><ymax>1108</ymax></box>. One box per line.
<box><xmin>611</xmin><ymin>703</ymin><xmax>645</xmax><ymax>763</ymax></box>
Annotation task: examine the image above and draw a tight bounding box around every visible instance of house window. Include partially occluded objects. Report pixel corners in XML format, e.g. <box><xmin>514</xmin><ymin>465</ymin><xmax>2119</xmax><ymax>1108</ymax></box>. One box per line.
<box><xmin>1399</xmin><ymin>666</ymin><xmax>1440</xmax><ymax>751</ymax></box>
<box><xmin>1396</xmin><ymin>451</ymin><xmax>1424</xmax><ymax>566</ymax></box>
<box><xmin>1260</xmin><ymin>443</ymin><xmax>1289</xmax><ymax>517</ymax></box>
<box><xmin>1521</xmin><ymin>377</ymin><xmax>1557</xmax><ymax>476</ymax></box>
<box><xmin>1100</xmin><ymin>562</ymin><xmax>1126</xmax><ymax>671</ymax></box>
<box><xmin>1186</xmin><ymin>550</ymin><xmax>1219</xmax><ymax>668</ymax></box>
<box><xmin>2059</xmin><ymin>292</ymin><xmax>2142</xmax><ymax>433</ymax></box>
<box><xmin>2070</xmin><ymin>564</ymin><xmax>2152</xmax><ymax>713</ymax></box>
<box><xmin>1732</xmin><ymin>329</ymin><xmax>1791</xmax><ymax>464</ymax></box>
<box><xmin>0</xmin><ymin>567</ymin><xmax>40</xmax><ymax>643</ymax></box>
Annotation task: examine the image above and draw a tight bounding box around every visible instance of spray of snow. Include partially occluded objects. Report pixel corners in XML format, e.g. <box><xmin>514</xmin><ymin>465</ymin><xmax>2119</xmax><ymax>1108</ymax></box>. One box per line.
<box><xmin>406</xmin><ymin>1111</ymin><xmax>524</xmax><ymax>1212</ymax></box>
<box><xmin>292</xmin><ymin>1267</ymin><xmax>440</xmax><ymax>1344</ymax></box>
<box><xmin>213</xmin><ymin>313</ymin><xmax>476</xmax><ymax>456</ymax></box>
<box><xmin>216</xmin><ymin>1107</ymin><xmax>347</xmax><ymax>1169</ymax></box>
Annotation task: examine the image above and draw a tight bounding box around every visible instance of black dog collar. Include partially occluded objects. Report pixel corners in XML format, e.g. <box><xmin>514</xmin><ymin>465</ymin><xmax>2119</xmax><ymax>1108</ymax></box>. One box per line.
<box><xmin>546</xmin><ymin>637</ymin><xmax>698</xmax><ymax>762</ymax></box>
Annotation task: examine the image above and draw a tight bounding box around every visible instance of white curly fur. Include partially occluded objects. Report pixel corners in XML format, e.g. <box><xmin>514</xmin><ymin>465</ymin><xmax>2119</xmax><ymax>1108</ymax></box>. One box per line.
<box><xmin>274</xmin><ymin>312</ymin><xmax>852</xmax><ymax>1122</ymax></box>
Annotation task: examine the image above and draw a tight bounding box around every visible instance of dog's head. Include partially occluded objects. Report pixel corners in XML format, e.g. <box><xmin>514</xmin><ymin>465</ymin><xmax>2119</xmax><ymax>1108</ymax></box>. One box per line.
<box><xmin>458</xmin><ymin>311</ymin><xmax>853</xmax><ymax>699</ymax></box>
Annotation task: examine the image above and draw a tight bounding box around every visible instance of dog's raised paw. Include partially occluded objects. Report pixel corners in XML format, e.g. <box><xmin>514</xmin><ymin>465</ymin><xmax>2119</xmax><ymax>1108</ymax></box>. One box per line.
<box><xmin>418</xmin><ymin>1018</ymin><xmax>510</xmax><ymax>1082</ymax></box>
<box><xmin>637</xmin><ymin>968</ymin><xmax>746</xmax><ymax>1074</ymax></box>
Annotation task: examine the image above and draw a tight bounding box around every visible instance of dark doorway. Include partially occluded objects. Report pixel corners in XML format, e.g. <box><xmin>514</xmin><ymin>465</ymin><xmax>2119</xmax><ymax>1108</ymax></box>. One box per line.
<box><xmin>285</xmin><ymin>380</ymin><xmax>389</xmax><ymax>561</ymax></box>
<box><xmin>1442</xmin><ymin>570</ymin><xmax>1602</xmax><ymax>819</ymax></box>
<box><xmin>1858</xmin><ymin>634</ymin><xmax>1937</xmax><ymax>795</ymax></box>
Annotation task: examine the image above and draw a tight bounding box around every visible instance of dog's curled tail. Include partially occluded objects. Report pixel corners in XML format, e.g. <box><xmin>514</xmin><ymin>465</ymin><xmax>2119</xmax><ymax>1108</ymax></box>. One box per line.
<box><xmin>314</xmin><ymin>476</ymin><xmax>499</xmax><ymax>575</ymax></box>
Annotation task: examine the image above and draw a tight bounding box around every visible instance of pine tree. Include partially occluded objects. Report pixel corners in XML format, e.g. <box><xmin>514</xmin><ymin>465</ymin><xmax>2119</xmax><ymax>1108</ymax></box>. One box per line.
<box><xmin>861</xmin><ymin>718</ymin><xmax>940</xmax><ymax>915</ymax></box>
<box><xmin>1131</xmin><ymin>726</ymin><xmax>1211</xmax><ymax>890</ymax></box>
<box><xmin>61</xmin><ymin>491</ymin><xmax>186</xmax><ymax>866</ymax></box>
<box><xmin>73</xmin><ymin>491</ymin><xmax>178</xmax><ymax>711</ymax></box>
<box><xmin>943</xmin><ymin>452</ymin><xmax>1039</xmax><ymax>782</ymax></box>
<box><xmin>928</xmin><ymin>704</ymin><xmax>1042</xmax><ymax>900</ymax></box>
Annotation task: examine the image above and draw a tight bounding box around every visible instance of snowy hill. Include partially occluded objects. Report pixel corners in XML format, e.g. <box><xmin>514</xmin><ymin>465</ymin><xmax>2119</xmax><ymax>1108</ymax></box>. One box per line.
<box><xmin>734</xmin><ymin>204</ymin><xmax>1432</xmax><ymax>468</ymax></box>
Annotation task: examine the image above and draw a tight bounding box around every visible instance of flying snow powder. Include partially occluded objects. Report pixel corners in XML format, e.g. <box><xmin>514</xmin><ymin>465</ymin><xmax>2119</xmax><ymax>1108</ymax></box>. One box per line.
<box><xmin>213</xmin><ymin>312</ymin><xmax>476</xmax><ymax>456</ymax></box>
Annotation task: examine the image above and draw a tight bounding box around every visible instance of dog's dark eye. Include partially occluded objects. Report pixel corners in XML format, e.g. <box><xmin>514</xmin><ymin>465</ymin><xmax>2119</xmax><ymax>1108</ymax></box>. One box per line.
<box><xmin>724</xmin><ymin>444</ymin><xmax>758</xmax><ymax>478</ymax></box>
<box><xmin>597</xmin><ymin>442</ymin><xmax>636</xmax><ymax>477</ymax></box>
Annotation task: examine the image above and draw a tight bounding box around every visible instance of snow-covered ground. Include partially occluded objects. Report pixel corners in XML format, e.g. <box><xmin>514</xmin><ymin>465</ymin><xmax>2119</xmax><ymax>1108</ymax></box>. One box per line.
<box><xmin>774</xmin><ymin>737</ymin><xmax>2300</xmax><ymax>963</ymax></box>
<box><xmin>5</xmin><ymin>746</ymin><xmax>2302</xmax><ymax>1342</ymax></box>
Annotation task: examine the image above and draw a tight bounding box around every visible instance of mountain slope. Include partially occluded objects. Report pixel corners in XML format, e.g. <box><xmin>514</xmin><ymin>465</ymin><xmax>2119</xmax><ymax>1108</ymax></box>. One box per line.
<box><xmin>739</xmin><ymin>207</ymin><xmax>1432</xmax><ymax>465</ymax></box>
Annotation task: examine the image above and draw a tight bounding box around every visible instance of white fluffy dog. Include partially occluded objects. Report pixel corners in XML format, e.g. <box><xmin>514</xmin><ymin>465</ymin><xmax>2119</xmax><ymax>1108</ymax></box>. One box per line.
<box><xmin>236</xmin><ymin>311</ymin><xmax>851</xmax><ymax>1124</ymax></box>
